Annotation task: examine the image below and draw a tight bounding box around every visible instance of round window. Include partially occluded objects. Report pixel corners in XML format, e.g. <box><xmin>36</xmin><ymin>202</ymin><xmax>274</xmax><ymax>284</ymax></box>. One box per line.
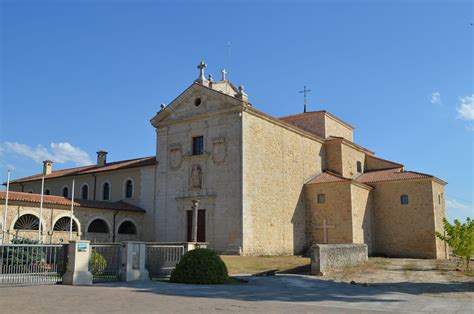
<box><xmin>194</xmin><ymin>97</ymin><xmax>202</xmax><ymax>107</ymax></box>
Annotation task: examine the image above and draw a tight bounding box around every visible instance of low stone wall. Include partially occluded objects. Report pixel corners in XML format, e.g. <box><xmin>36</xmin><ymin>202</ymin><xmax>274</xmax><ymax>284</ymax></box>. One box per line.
<box><xmin>311</xmin><ymin>244</ymin><xmax>368</xmax><ymax>275</ymax></box>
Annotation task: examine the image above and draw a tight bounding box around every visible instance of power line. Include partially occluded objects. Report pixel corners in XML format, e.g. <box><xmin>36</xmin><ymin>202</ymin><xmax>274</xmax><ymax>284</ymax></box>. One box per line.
<box><xmin>446</xmin><ymin>194</ymin><xmax>472</xmax><ymax>204</ymax></box>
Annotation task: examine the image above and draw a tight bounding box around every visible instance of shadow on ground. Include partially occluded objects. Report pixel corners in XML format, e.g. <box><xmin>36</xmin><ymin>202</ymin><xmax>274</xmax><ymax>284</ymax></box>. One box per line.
<box><xmin>98</xmin><ymin>275</ymin><xmax>474</xmax><ymax>305</ymax></box>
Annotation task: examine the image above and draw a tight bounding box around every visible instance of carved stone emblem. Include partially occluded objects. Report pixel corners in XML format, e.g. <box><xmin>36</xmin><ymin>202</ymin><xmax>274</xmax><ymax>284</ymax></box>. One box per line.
<box><xmin>189</xmin><ymin>164</ymin><xmax>202</xmax><ymax>190</ymax></box>
<box><xmin>169</xmin><ymin>145</ymin><xmax>183</xmax><ymax>170</ymax></box>
<box><xmin>212</xmin><ymin>137</ymin><xmax>227</xmax><ymax>165</ymax></box>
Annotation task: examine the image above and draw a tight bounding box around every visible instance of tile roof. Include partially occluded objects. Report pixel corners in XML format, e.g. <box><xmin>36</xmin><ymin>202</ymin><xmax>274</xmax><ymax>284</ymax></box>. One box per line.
<box><xmin>0</xmin><ymin>191</ymin><xmax>146</xmax><ymax>213</ymax></box>
<box><xmin>6</xmin><ymin>156</ymin><xmax>156</xmax><ymax>184</ymax></box>
<box><xmin>306</xmin><ymin>171</ymin><xmax>351</xmax><ymax>185</ymax></box>
<box><xmin>356</xmin><ymin>168</ymin><xmax>443</xmax><ymax>184</ymax></box>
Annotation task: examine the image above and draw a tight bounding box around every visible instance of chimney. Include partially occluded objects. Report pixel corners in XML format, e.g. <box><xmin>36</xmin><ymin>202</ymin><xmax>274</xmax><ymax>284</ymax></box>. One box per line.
<box><xmin>43</xmin><ymin>160</ymin><xmax>53</xmax><ymax>175</ymax></box>
<box><xmin>97</xmin><ymin>150</ymin><xmax>108</xmax><ymax>166</ymax></box>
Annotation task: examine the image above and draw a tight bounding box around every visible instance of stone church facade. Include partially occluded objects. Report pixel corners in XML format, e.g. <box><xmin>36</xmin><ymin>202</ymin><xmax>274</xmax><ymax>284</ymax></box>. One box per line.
<box><xmin>2</xmin><ymin>63</ymin><xmax>447</xmax><ymax>259</ymax></box>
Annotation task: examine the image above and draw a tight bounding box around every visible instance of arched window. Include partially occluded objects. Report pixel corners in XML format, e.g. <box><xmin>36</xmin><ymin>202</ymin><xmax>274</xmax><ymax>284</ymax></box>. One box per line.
<box><xmin>102</xmin><ymin>182</ymin><xmax>110</xmax><ymax>200</ymax></box>
<box><xmin>87</xmin><ymin>219</ymin><xmax>109</xmax><ymax>233</ymax></box>
<box><xmin>81</xmin><ymin>184</ymin><xmax>89</xmax><ymax>200</ymax></box>
<box><xmin>53</xmin><ymin>217</ymin><xmax>78</xmax><ymax>232</ymax></box>
<box><xmin>14</xmin><ymin>214</ymin><xmax>40</xmax><ymax>230</ymax></box>
<box><xmin>400</xmin><ymin>195</ymin><xmax>409</xmax><ymax>205</ymax></box>
<box><xmin>44</xmin><ymin>189</ymin><xmax>51</xmax><ymax>195</ymax></box>
<box><xmin>125</xmin><ymin>179</ymin><xmax>133</xmax><ymax>199</ymax></box>
<box><xmin>356</xmin><ymin>161</ymin><xmax>362</xmax><ymax>173</ymax></box>
<box><xmin>62</xmin><ymin>186</ymin><xmax>69</xmax><ymax>198</ymax></box>
<box><xmin>118</xmin><ymin>221</ymin><xmax>137</xmax><ymax>235</ymax></box>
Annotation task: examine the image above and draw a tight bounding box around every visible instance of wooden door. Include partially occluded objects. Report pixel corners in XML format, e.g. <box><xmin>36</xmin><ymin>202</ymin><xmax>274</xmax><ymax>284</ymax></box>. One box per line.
<box><xmin>187</xmin><ymin>209</ymin><xmax>206</xmax><ymax>242</ymax></box>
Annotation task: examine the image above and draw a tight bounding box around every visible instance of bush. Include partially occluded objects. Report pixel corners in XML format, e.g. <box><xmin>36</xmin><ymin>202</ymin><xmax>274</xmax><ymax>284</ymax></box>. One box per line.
<box><xmin>170</xmin><ymin>248</ymin><xmax>229</xmax><ymax>284</ymax></box>
<box><xmin>90</xmin><ymin>251</ymin><xmax>107</xmax><ymax>275</ymax></box>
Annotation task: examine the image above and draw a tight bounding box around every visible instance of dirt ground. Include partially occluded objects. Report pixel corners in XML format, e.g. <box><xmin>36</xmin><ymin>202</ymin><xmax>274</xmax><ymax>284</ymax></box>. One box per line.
<box><xmin>317</xmin><ymin>258</ymin><xmax>474</xmax><ymax>299</ymax></box>
<box><xmin>221</xmin><ymin>255</ymin><xmax>474</xmax><ymax>299</ymax></box>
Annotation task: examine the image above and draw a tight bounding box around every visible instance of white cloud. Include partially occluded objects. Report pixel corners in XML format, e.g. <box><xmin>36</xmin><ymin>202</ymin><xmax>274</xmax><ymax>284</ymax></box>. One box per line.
<box><xmin>430</xmin><ymin>92</ymin><xmax>442</xmax><ymax>105</ymax></box>
<box><xmin>456</xmin><ymin>95</ymin><xmax>474</xmax><ymax>121</ymax></box>
<box><xmin>0</xmin><ymin>142</ymin><xmax>92</xmax><ymax>166</ymax></box>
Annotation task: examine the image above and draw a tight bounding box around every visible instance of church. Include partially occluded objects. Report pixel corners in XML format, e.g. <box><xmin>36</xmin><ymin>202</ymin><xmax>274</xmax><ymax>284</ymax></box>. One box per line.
<box><xmin>1</xmin><ymin>61</ymin><xmax>447</xmax><ymax>259</ymax></box>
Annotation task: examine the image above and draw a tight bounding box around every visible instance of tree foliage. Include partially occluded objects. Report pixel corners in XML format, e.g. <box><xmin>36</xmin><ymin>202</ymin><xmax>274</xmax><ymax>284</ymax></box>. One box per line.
<box><xmin>435</xmin><ymin>217</ymin><xmax>474</xmax><ymax>269</ymax></box>
<box><xmin>90</xmin><ymin>251</ymin><xmax>108</xmax><ymax>275</ymax></box>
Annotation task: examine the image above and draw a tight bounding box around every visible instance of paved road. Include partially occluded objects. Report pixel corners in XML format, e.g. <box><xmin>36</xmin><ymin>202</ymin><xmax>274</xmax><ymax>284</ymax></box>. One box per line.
<box><xmin>0</xmin><ymin>275</ymin><xmax>472</xmax><ymax>313</ymax></box>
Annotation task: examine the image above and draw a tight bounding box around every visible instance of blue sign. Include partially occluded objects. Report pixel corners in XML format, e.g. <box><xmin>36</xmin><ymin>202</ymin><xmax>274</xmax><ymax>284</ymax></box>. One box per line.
<box><xmin>77</xmin><ymin>243</ymin><xmax>88</xmax><ymax>252</ymax></box>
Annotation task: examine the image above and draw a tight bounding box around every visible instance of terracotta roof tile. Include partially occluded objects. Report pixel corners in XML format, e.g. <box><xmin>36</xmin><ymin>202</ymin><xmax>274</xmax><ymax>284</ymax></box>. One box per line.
<box><xmin>356</xmin><ymin>168</ymin><xmax>439</xmax><ymax>184</ymax></box>
<box><xmin>6</xmin><ymin>156</ymin><xmax>156</xmax><ymax>184</ymax></box>
<box><xmin>0</xmin><ymin>191</ymin><xmax>146</xmax><ymax>213</ymax></box>
<box><xmin>306</xmin><ymin>171</ymin><xmax>351</xmax><ymax>185</ymax></box>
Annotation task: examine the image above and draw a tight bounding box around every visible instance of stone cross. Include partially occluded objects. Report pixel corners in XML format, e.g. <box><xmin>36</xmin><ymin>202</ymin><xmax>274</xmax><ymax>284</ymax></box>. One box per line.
<box><xmin>196</xmin><ymin>61</ymin><xmax>207</xmax><ymax>83</ymax></box>
<box><xmin>315</xmin><ymin>218</ymin><xmax>335</xmax><ymax>243</ymax></box>
<box><xmin>191</xmin><ymin>199</ymin><xmax>199</xmax><ymax>242</ymax></box>
<box><xmin>221</xmin><ymin>69</ymin><xmax>227</xmax><ymax>80</ymax></box>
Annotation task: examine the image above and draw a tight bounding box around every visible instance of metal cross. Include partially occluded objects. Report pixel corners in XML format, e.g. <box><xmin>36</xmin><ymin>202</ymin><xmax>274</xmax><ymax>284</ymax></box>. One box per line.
<box><xmin>299</xmin><ymin>85</ymin><xmax>312</xmax><ymax>113</ymax></box>
<box><xmin>315</xmin><ymin>218</ymin><xmax>335</xmax><ymax>243</ymax></box>
<box><xmin>221</xmin><ymin>68</ymin><xmax>227</xmax><ymax>80</ymax></box>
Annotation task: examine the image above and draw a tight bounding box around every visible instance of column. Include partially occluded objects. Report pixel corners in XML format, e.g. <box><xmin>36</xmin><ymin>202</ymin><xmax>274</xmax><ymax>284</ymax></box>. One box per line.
<box><xmin>121</xmin><ymin>241</ymin><xmax>149</xmax><ymax>281</ymax></box>
<box><xmin>63</xmin><ymin>240</ymin><xmax>93</xmax><ymax>285</ymax></box>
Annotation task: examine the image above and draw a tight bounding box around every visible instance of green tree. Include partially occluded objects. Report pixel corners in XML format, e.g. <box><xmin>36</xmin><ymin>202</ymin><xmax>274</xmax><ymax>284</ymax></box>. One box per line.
<box><xmin>435</xmin><ymin>217</ymin><xmax>474</xmax><ymax>270</ymax></box>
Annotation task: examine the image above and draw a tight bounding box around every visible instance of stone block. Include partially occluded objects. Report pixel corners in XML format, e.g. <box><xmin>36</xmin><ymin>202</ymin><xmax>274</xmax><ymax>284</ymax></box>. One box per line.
<box><xmin>311</xmin><ymin>243</ymin><xmax>367</xmax><ymax>275</ymax></box>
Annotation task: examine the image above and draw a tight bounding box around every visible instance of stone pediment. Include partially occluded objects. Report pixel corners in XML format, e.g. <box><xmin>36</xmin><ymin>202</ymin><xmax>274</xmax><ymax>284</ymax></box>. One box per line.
<box><xmin>150</xmin><ymin>82</ymin><xmax>244</xmax><ymax>127</ymax></box>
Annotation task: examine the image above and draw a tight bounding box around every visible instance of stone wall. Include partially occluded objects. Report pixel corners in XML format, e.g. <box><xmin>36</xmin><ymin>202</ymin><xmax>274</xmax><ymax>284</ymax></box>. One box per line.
<box><xmin>242</xmin><ymin>110</ymin><xmax>324</xmax><ymax>255</ymax></box>
<box><xmin>154</xmin><ymin>87</ymin><xmax>243</xmax><ymax>254</ymax></box>
<box><xmin>324</xmin><ymin>141</ymin><xmax>343</xmax><ymax>175</ymax></box>
<box><xmin>311</xmin><ymin>243</ymin><xmax>368</xmax><ymax>274</ymax></box>
<box><xmin>432</xmin><ymin>181</ymin><xmax>448</xmax><ymax>259</ymax></box>
<box><xmin>0</xmin><ymin>201</ymin><xmax>143</xmax><ymax>244</ymax></box>
<box><xmin>324</xmin><ymin>140</ymin><xmax>366</xmax><ymax>178</ymax></box>
<box><xmin>350</xmin><ymin>184</ymin><xmax>374</xmax><ymax>254</ymax></box>
<box><xmin>305</xmin><ymin>182</ymin><xmax>353</xmax><ymax>245</ymax></box>
<box><xmin>365</xmin><ymin>155</ymin><xmax>402</xmax><ymax>171</ymax></box>
<box><xmin>341</xmin><ymin>143</ymin><xmax>366</xmax><ymax>178</ymax></box>
<box><xmin>371</xmin><ymin>179</ymin><xmax>445</xmax><ymax>259</ymax></box>
<box><xmin>324</xmin><ymin>114</ymin><xmax>353</xmax><ymax>141</ymax></box>
<box><xmin>8</xmin><ymin>166</ymin><xmax>153</xmax><ymax>209</ymax></box>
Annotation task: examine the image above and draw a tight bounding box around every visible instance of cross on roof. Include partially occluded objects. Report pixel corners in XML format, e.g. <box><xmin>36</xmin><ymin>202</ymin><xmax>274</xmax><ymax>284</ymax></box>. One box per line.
<box><xmin>315</xmin><ymin>218</ymin><xmax>335</xmax><ymax>243</ymax></box>
<box><xmin>221</xmin><ymin>68</ymin><xmax>227</xmax><ymax>80</ymax></box>
<box><xmin>299</xmin><ymin>85</ymin><xmax>312</xmax><ymax>113</ymax></box>
<box><xmin>196</xmin><ymin>61</ymin><xmax>207</xmax><ymax>83</ymax></box>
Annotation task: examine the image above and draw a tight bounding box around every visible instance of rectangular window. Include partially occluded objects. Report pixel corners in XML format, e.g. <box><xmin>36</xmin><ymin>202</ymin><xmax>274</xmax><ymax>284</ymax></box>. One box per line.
<box><xmin>192</xmin><ymin>136</ymin><xmax>204</xmax><ymax>155</ymax></box>
<box><xmin>317</xmin><ymin>194</ymin><xmax>326</xmax><ymax>204</ymax></box>
<box><xmin>401</xmin><ymin>195</ymin><xmax>409</xmax><ymax>205</ymax></box>
<box><xmin>356</xmin><ymin>161</ymin><xmax>362</xmax><ymax>173</ymax></box>
<box><xmin>438</xmin><ymin>194</ymin><xmax>441</xmax><ymax>205</ymax></box>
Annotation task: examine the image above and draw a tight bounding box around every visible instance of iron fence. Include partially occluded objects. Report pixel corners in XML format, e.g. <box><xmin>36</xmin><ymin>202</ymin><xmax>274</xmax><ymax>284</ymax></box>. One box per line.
<box><xmin>146</xmin><ymin>244</ymin><xmax>185</xmax><ymax>278</ymax></box>
<box><xmin>0</xmin><ymin>244</ymin><xmax>65</xmax><ymax>286</ymax></box>
<box><xmin>90</xmin><ymin>243</ymin><xmax>121</xmax><ymax>282</ymax></box>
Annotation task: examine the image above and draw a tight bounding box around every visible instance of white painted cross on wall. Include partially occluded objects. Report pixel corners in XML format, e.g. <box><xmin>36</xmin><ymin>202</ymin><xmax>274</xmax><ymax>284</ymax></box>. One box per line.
<box><xmin>315</xmin><ymin>218</ymin><xmax>335</xmax><ymax>243</ymax></box>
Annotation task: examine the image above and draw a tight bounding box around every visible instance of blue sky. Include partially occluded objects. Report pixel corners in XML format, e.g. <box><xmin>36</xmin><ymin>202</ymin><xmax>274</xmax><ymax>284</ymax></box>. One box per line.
<box><xmin>1</xmin><ymin>0</ymin><xmax>472</xmax><ymax>221</ymax></box>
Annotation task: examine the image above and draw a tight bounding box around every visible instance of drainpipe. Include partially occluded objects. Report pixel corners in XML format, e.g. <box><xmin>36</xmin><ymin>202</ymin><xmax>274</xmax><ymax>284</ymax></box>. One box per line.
<box><xmin>112</xmin><ymin>210</ymin><xmax>118</xmax><ymax>243</ymax></box>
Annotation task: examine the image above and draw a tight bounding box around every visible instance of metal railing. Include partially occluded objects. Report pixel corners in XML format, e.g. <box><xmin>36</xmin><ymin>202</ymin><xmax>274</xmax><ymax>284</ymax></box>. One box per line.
<box><xmin>0</xmin><ymin>244</ymin><xmax>65</xmax><ymax>286</ymax></box>
<box><xmin>90</xmin><ymin>243</ymin><xmax>121</xmax><ymax>282</ymax></box>
<box><xmin>146</xmin><ymin>244</ymin><xmax>185</xmax><ymax>278</ymax></box>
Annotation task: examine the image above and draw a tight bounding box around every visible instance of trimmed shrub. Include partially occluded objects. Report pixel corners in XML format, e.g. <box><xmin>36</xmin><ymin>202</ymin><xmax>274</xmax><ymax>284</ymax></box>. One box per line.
<box><xmin>170</xmin><ymin>248</ymin><xmax>229</xmax><ymax>284</ymax></box>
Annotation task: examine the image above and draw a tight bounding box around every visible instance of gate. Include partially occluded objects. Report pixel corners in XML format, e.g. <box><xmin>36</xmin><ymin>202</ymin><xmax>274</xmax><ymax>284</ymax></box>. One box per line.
<box><xmin>90</xmin><ymin>243</ymin><xmax>121</xmax><ymax>282</ymax></box>
<box><xmin>146</xmin><ymin>244</ymin><xmax>185</xmax><ymax>279</ymax></box>
<box><xmin>0</xmin><ymin>244</ymin><xmax>65</xmax><ymax>286</ymax></box>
